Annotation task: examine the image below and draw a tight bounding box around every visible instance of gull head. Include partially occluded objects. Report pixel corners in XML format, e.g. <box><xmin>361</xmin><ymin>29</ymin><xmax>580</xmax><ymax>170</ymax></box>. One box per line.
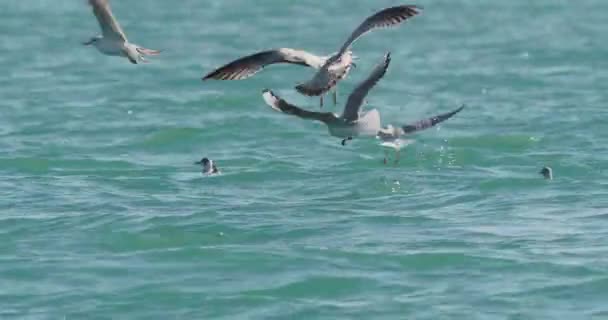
<box><xmin>341</xmin><ymin>50</ymin><xmax>354</xmax><ymax>66</ymax></box>
<box><xmin>327</xmin><ymin>50</ymin><xmax>354</xmax><ymax>66</ymax></box>
<box><xmin>194</xmin><ymin>157</ymin><xmax>210</xmax><ymax>166</ymax></box>
<box><xmin>83</xmin><ymin>36</ymin><xmax>102</xmax><ymax>46</ymax></box>
<box><xmin>195</xmin><ymin>157</ymin><xmax>218</xmax><ymax>174</ymax></box>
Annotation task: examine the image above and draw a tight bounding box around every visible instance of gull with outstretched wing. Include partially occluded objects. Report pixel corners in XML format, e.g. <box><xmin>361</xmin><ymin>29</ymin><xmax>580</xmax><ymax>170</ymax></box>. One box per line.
<box><xmin>295</xmin><ymin>5</ymin><xmax>422</xmax><ymax>106</ymax></box>
<box><xmin>205</xmin><ymin>5</ymin><xmax>422</xmax><ymax>108</ymax></box>
<box><xmin>262</xmin><ymin>52</ymin><xmax>392</xmax><ymax>146</ymax></box>
<box><xmin>263</xmin><ymin>53</ymin><xmax>464</xmax><ymax>163</ymax></box>
<box><xmin>84</xmin><ymin>0</ymin><xmax>160</xmax><ymax>64</ymax></box>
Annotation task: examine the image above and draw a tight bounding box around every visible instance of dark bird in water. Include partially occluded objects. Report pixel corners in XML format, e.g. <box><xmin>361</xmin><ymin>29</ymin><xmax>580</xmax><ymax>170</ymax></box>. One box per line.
<box><xmin>195</xmin><ymin>157</ymin><xmax>220</xmax><ymax>175</ymax></box>
<box><xmin>539</xmin><ymin>166</ymin><xmax>553</xmax><ymax>180</ymax></box>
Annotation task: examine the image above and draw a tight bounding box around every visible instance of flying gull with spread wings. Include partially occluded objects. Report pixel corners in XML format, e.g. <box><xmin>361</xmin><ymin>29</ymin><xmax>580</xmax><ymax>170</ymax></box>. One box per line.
<box><xmin>262</xmin><ymin>52</ymin><xmax>464</xmax><ymax>163</ymax></box>
<box><xmin>84</xmin><ymin>0</ymin><xmax>160</xmax><ymax>64</ymax></box>
<box><xmin>204</xmin><ymin>5</ymin><xmax>422</xmax><ymax>107</ymax></box>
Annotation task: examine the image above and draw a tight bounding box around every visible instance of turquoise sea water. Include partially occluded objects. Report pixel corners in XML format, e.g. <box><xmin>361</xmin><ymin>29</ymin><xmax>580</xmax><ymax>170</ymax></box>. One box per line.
<box><xmin>1</xmin><ymin>0</ymin><xmax>608</xmax><ymax>318</ymax></box>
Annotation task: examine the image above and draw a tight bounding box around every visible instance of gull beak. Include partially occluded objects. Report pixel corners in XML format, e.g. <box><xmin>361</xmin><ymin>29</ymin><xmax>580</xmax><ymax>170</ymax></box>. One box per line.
<box><xmin>194</xmin><ymin>160</ymin><xmax>202</xmax><ymax>165</ymax></box>
<box><xmin>82</xmin><ymin>39</ymin><xmax>94</xmax><ymax>46</ymax></box>
<box><xmin>351</xmin><ymin>62</ymin><xmax>357</xmax><ymax>69</ymax></box>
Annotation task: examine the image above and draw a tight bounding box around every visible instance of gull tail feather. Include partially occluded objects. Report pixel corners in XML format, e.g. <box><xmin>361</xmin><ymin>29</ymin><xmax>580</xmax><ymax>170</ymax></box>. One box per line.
<box><xmin>136</xmin><ymin>47</ymin><xmax>161</xmax><ymax>56</ymax></box>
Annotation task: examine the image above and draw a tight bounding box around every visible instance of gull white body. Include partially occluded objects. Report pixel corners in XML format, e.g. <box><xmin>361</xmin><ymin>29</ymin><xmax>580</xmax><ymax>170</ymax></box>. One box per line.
<box><xmin>94</xmin><ymin>37</ymin><xmax>123</xmax><ymax>56</ymax></box>
<box><xmin>92</xmin><ymin>37</ymin><xmax>139</xmax><ymax>60</ymax></box>
<box><xmin>326</xmin><ymin>109</ymin><xmax>381</xmax><ymax>139</ymax></box>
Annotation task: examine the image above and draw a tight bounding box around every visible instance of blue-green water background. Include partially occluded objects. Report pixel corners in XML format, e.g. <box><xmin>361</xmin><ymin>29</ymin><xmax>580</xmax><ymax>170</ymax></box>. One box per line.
<box><xmin>2</xmin><ymin>0</ymin><xmax>608</xmax><ymax>318</ymax></box>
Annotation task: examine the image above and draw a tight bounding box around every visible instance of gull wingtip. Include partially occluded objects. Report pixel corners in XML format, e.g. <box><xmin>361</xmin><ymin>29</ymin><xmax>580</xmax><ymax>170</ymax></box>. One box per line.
<box><xmin>262</xmin><ymin>90</ymin><xmax>282</xmax><ymax>112</ymax></box>
<box><xmin>262</xmin><ymin>89</ymin><xmax>276</xmax><ymax>100</ymax></box>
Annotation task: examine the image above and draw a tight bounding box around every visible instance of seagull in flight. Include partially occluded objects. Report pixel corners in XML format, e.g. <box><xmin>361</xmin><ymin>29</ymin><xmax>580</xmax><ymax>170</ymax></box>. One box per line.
<box><xmin>204</xmin><ymin>5</ymin><xmax>422</xmax><ymax>108</ymax></box>
<box><xmin>262</xmin><ymin>52</ymin><xmax>464</xmax><ymax>163</ymax></box>
<box><xmin>84</xmin><ymin>0</ymin><xmax>160</xmax><ymax>64</ymax></box>
<box><xmin>262</xmin><ymin>53</ymin><xmax>391</xmax><ymax>146</ymax></box>
<box><xmin>296</xmin><ymin>5</ymin><xmax>421</xmax><ymax>106</ymax></box>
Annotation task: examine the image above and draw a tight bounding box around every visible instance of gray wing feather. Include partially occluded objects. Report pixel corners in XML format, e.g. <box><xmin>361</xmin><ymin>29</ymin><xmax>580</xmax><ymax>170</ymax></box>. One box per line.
<box><xmin>203</xmin><ymin>49</ymin><xmax>324</xmax><ymax>81</ymax></box>
<box><xmin>89</xmin><ymin>0</ymin><xmax>128</xmax><ymax>41</ymax></box>
<box><xmin>401</xmin><ymin>105</ymin><xmax>465</xmax><ymax>134</ymax></box>
<box><xmin>339</xmin><ymin>5</ymin><xmax>422</xmax><ymax>54</ymax></box>
<box><xmin>341</xmin><ymin>52</ymin><xmax>391</xmax><ymax>122</ymax></box>
<box><xmin>262</xmin><ymin>90</ymin><xmax>336</xmax><ymax>124</ymax></box>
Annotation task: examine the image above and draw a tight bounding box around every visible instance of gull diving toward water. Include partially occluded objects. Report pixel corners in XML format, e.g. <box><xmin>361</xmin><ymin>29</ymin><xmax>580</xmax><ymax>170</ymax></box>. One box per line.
<box><xmin>84</xmin><ymin>0</ymin><xmax>160</xmax><ymax>64</ymax></box>
<box><xmin>262</xmin><ymin>52</ymin><xmax>464</xmax><ymax>163</ymax></box>
<box><xmin>376</xmin><ymin>105</ymin><xmax>465</xmax><ymax>164</ymax></box>
<box><xmin>203</xmin><ymin>5</ymin><xmax>422</xmax><ymax>108</ymax></box>
<box><xmin>195</xmin><ymin>157</ymin><xmax>220</xmax><ymax>175</ymax></box>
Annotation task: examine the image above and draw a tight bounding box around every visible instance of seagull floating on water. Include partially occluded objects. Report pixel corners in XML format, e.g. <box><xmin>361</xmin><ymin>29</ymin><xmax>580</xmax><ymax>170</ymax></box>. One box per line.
<box><xmin>84</xmin><ymin>0</ymin><xmax>160</xmax><ymax>64</ymax></box>
<box><xmin>195</xmin><ymin>157</ymin><xmax>220</xmax><ymax>175</ymax></box>
<box><xmin>539</xmin><ymin>166</ymin><xmax>553</xmax><ymax>180</ymax></box>
<box><xmin>204</xmin><ymin>5</ymin><xmax>422</xmax><ymax>108</ymax></box>
<box><xmin>262</xmin><ymin>52</ymin><xmax>464</xmax><ymax>163</ymax></box>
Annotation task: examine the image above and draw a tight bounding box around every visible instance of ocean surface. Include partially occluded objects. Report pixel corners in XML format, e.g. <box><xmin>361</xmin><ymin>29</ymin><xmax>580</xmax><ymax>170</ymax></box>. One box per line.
<box><xmin>1</xmin><ymin>0</ymin><xmax>607</xmax><ymax>318</ymax></box>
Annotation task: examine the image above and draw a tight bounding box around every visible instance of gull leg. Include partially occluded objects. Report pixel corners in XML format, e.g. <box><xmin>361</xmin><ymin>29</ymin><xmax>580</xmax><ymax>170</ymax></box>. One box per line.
<box><xmin>394</xmin><ymin>149</ymin><xmax>401</xmax><ymax>165</ymax></box>
<box><xmin>333</xmin><ymin>88</ymin><xmax>338</xmax><ymax>106</ymax></box>
<box><xmin>383</xmin><ymin>149</ymin><xmax>388</xmax><ymax>165</ymax></box>
<box><xmin>320</xmin><ymin>95</ymin><xmax>324</xmax><ymax>109</ymax></box>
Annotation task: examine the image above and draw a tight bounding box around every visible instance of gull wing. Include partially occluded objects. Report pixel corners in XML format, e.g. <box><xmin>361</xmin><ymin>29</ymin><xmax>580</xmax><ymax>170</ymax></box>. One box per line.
<box><xmin>89</xmin><ymin>0</ymin><xmax>128</xmax><ymax>42</ymax></box>
<box><xmin>203</xmin><ymin>48</ymin><xmax>325</xmax><ymax>81</ymax></box>
<box><xmin>262</xmin><ymin>90</ymin><xmax>337</xmax><ymax>124</ymax></box>
<box><xmin>338</xmin><ymin>5</ymin><xmax>422</xmax><ymax>54</ymax></box>
<box><xmin>341</xmin><ymin>52</ymin><xmax>391</xmax><ymax>122</ymax></box>
<box><xmin>401</xmin><ymin>105</ymin><xmax>465</xmax><ymax>134</ymax></box>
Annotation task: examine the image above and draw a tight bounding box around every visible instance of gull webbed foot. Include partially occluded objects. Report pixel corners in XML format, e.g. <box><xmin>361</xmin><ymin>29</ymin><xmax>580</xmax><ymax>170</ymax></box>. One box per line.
<box><xmin>341</xmin><ymin>137</ymin><xmax>353</xmax><ymax>146</ymax></box>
